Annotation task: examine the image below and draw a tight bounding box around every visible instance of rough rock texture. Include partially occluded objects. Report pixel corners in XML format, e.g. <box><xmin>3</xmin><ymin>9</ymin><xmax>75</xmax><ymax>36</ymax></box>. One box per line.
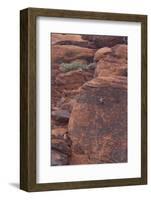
<box><xmin>51</xmin><ymin>33</ymin><xmax>128</xmax><ymax>166</ymax></box>
<box><xmin>81</xmin><ymin>35</ymin><xmax>127</xmax><ymax>48</ymax></box>
<box><xmin>52</xmin><ymin>109</ymin><xmax>70</xmax><ymax>123</ymax></box>
<box><xmin>52</xmin><ymin>127</ymin><xmax>68</xmax><ymax>139</ymax></box>
<box><xmin>51</xmin><ymin>33</ymin><xmax>96</xmax><ymax>49</ymax></box>
<box><xmin>94</xmin><ymin>44</ymin><xmax>127</xmax><ymax>63</ymax></box>
<box><xmin>51</xmin><ymin>69</ymin><xmax>94</xmax><ymax>110</ymax></box>
<box><xmin>112</xmin><ymin>44</ymin><xmax>127</xmax><ymax>60</ymax></box>
<box><xmin>70</xmin><ymin>59</ymin><xmax>88</xmax><ymax>65</ymax></box>
<box><xmin>94</xmin><ymin>44</ymin><xmax>127</xmax><ymax>77</ymax></box>
<box><xmin>55</xmin><ymin>69</ymin><xmax>93</xmax><ymax>90</ymax></box>
<box><xmin>94</xmin><ymin>47</ymin><xmax>112</xmax><ymax>62</ymax></box>
<box><xmin>51</xmin><ymin>128</ymin><xmax>72</xmax><ymax>166</ymax></box>
<box><xmin>51</xmin><ymin>33</ymin><xmax>87</xmax><ymax>44</ymax></box>
<box><xmin>95</xmin><ymin>61</ymin><xmax>127</xmax><ymax>77</ymax></box>
<box><xmin>68</xmin><ymin>76</ymin><xmax>127</xmax><ymax>164</ymax></box>
<box><xmin>51</xmin><ymin>150</ymin><xmax>69</xmax><ymax>166</ymax></box>
<box><xmin>52</xmin><ymin>45</ymin><xmax>95</xmax><ymax>64</ymax></box>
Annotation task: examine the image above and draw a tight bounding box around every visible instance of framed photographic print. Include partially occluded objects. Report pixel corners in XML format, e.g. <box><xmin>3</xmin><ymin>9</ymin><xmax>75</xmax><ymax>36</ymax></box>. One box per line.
<box><xmin>20</xmin><ymin>8</ymin><xmax>147</xmax><ymax>191</ymax></box>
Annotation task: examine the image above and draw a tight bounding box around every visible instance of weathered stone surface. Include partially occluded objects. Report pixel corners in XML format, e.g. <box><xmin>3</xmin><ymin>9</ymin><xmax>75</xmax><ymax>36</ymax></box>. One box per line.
<box><xmin>94</xmin><ymin>44</ymin><xmax>127</xmax><ymax>63</ymax></box>
<box><xmin>55</xmin><ymin>69</ymin><xmax>94</xmax><ymax>90</ymax></box>
<box><xmin>52</xmin><ymin>69</ymin><xmax>94</xmax><ymax>126</ymax></box>
<box><xmin>52</xmin><ymin>109</ymin><xmax>70</xmax><ymax>123</ymax></box>
<box><xmin>94</xmin><ymin>47</ymin><xmax>112</xmax><ymax>62</ymax></box>
<box><xmin>70</xmin><ymin>59</ymin><xmax>88</xmax><ymax>65</ymax></box>
<box><xmin>112</xmin><ymin>44</ymin><xmax>127</xmax><ymax>60</ymax></box>
<box><xmin>51</xmin><ymin>34</ymin><xmax>128</xmax><ymax>166</ymax></box>
<box><xmin>94</xmin><ymin>44</ymin><xmax>127</xmax><ymax>77</ymax></box>
<box><xmin>51</xmin><ymin>128</ymin><xmax>72</xmax><ymax>166</ymax></box>
<box><xmin>52</xmin><ymin>138</ymin><xmax>71</xmax><ymax>155</ymax></box>
<box><xmin>95</xmin><ymin>61</ymin><xmax>127</xmax><ymax>77</ymax></box>
<box><xmin>52</xmin><ymin>45</ymin><xmax>95</xmax><ymax>64</ymax></box>
<box><xmin>81</xmin><ymin>35</ymin><xmax>127</xmax><ymax>48</ymax></box>
<box><xmin>51</xmin><ymin>150</ymin><xmax>69</xmax><ymax>166</ymax></box>
<box><xmin>51</xmin><ymin>33</ymin><xmax>96</xmax><ymax>49</ymax></box>
<box><xmin>52</xmin><ymin>127</ymin><xmax>68</xmax><ymax>139</ymax></box>
<box><xmin>51</xmin><ymin>33</ymin><xmax>86</xmax><ymax>44</ymax></box>
<box><xmin>68</xmin><ymin>76</ymin><xmax>127</xmax><ymax>164</ymax></box>
<box><xmin>59</xmin><ymin>99</ymin><xmax>77</xmax><ymax>114</ymax></box>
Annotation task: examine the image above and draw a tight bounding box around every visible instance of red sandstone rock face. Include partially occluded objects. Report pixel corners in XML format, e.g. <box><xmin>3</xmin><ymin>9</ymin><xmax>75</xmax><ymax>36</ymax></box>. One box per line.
<box><xmin>94</xmin><ymin>47</ymin><xmax>112</xmax><ymax>62</ymax></box>
<box><xmin>94</xmin><ymin>44</ymin><xmax>127</xmax><ymax>77</ymax></box>
<box><xmin>55</xmin><ymin>70</ymin><xmax>93</xmax><ymax>90</ymax></box>
<box><xmin>51</xmin><ymin>33</ymin><xmax>128</xmax><ymax>166</ymax></box>
<box><xmin>112</xmin><ymin>44</ymin><xmax>127</xmax><ymax>60</ymax></box>
<box><xmin>51</xmin><ymin>33</ymin><xmax>87</xmax><ymax>44</ymax></box>
<box><xmin>95</xmin><ymin>61</ymin><xmax>127</xmax><ymax>77</ymax></box>
<box><xmin>52</xmin><ymin>45</ymin><xmax>95</xmax><ymax>64</ymax></box>
<box><xmin>51</xmin><ymin>33</ymin><xmax>96</xmax><ymax>49</ymax></box>
<box><xmin>81</xmin><ymin>35</ymin><xmax>127</xmax><ymax>48</ymax></box>
<box><xmin>51</xmin><ymin>69</ymin><xmax>94</xmax><ymax>111</ymax></box>
<box><xmin>51</xmin><ymin>128</ymin><xmax>72</xmax><ymax>166</ymax></box>
<box><xmin>68</xmin><ymin>76</ymin><xmax>127</xmax><ymax>164</ymax></box>
<box><xmin>94</xmin><ymin>44</ymin><xmax>127</xmax><ymax>62</ymax></box>
<box><xmin>51</xmin><ymin>69</ymin><xmax>94</xmax><ymax>129</ymax></box>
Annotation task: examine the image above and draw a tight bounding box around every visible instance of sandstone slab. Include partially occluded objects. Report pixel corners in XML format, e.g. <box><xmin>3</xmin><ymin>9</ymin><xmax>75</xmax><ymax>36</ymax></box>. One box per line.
<box><xmin>68</xmin><ymin>76</ymin><xmax>127</xmax><ymax>164</ymax></box>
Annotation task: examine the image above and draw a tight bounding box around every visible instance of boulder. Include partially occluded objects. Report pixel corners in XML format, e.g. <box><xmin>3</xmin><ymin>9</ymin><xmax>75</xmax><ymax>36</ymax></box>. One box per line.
<box><xmin>51</xmin><ymin>150</ymin><xmax>69</xmax><ymax>166</ymax></box>
<box><xmin>112</xmin><ymin>44</ymin><xmax>127</xmax><ymax>60</ymax></box>
<box><xmin>94</xmin><ymin>61</ymin><xmax>127</xmax><ymax>77</ymax></box>
<box><xmin>59</xmin><ymin>99</ymin><xmax>77</xmax><ymax>114</ymax></box>
<box><xmin>51</xmin><ymin>138</ymin><xmax>71</xmax><ymax>155</ymax></box>
<box><xmin>52</xmin><ymin>45</ymin><xmax>95</xmax><ymax>64</ymax></box>
<box><xmin>81</xmin><ymin>35</ymin><xmax>127</xmax><ymax>48</ymax></box>
<box><xmin>51</xmin><ymin>33</ymin><xmax>96</xmax><ymax>49</ymax></box>
<box><xmin>94</xmin><ymin>47</ymin><xmax>112</xmax><ymax>62</ymax></box>
<box><xmin>51</xmin><ymin>128</ymin><xmax>72</xmax><ymax>166</ymax></box>
<box><xmin>68</xmin><ymin>76</ymin><xmax>127</xmax><ymax>164</ymax></box>
<box><xmin>52</xmin><ymin>127</ymin><xmax>68</xmax><ymax>139</ymax></box>
<box><xmin>51</xmin><ymin>33</ymin><xmax>86</xmax><ymax>44</ymax></box>
<box><xmin>52</xmin><ymin>109</ymin><xmax>70</xmax><ymax>123</ymax></box>
<box><xmin>55</xmin><ymin>69</ymin><xmax>93</xmax><ymax>90</ymax></box>
<box><xmin>52</xmin><ymin>69</ymin><xmax>94</xmax><ymax>122</ymax></box>
<box><xmin>94</xmin><ymin>44</ymin><xmax>127</xmax><ymax>77</ymax></box>
<box><xmin>94</xmin><ymin>44</ymin><xmax>127</xmax><ymax>63</ymax></box>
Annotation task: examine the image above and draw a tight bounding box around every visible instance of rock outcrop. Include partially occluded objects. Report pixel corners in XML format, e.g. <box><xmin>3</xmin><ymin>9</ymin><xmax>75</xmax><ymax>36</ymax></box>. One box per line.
<box><xmin>51</xmin><ymin>128</ymin><xmax>72</xmax><ymax>165</ymax></box>
<box><xmin>68</xmin><ymin>76</ymin><xmax>127</xmax><ymax>164</ymax></box>
<box><xmin>51</xmin><ymin>33</ymin><xmax>97</xmax><ymax>49</ymax></box>
<box><xmin>94</xmin><ymin>47</ymin><xmax>112</xmax><ymax>62</ymax></box>
<box><xmin>55</xmin><ymin>69</ymin><xmax>93</xmax><ymax>90</ymax></box>
<box><xmin>52</xmin><ymin>34</ymin><xmax>85</xmax><ymax>44</ymax></box>
<box><xmin>94</xmin><ymin>44</ymin><xmax>127</xmax><ymax>77</ymax></box>
<box><xmin>51</xmin><ymin>33</ymin><xmax>128</xmax><ymax>166</ymax></box>
<box><xmin>52</xmin><ymin>45</ymin><xmax>95</xmax><ymax>64</ymax></box>
<box><xmin>81</xmin><ymin>35</ymin><xmax>127</xmax><ymax>48</ymax></box>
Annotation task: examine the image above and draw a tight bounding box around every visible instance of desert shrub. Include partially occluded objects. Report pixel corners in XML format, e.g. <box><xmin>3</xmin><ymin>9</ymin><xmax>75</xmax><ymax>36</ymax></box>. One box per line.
<box><xmin>60</xmin><ymin>62</ymin><xmax>88</xmax><ymax>72</ymax></box>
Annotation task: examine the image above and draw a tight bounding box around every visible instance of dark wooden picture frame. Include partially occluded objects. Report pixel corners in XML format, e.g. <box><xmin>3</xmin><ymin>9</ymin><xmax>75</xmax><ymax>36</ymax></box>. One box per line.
<box><xmin>20</xmin><ymin>7</ymin><xmax>147</xmax><ymax>192</ymax></box>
